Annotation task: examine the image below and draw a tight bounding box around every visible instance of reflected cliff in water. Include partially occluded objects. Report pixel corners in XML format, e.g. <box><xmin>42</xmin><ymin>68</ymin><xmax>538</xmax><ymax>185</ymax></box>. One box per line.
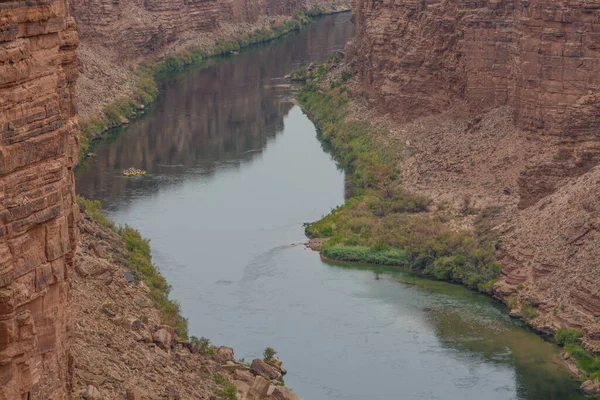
<box><xmin>76</xmin><ymin>14</ymin><xmax>354</xmax><ymax>210</ymax></box>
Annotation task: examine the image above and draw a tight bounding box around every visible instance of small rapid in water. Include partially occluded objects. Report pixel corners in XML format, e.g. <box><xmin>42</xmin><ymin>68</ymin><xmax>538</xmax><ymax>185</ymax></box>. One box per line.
<box><xmin>76</xmin><ymin>13</ymin><xmax>584</xmax><ymax>400</ymax></box>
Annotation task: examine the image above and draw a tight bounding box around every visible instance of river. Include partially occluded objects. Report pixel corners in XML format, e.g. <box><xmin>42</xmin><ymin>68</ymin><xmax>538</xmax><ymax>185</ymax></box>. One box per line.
<box><xmin>75</xmin><ymin>13</ymin><xmax>584</xmax><ymax>400</ymax></box>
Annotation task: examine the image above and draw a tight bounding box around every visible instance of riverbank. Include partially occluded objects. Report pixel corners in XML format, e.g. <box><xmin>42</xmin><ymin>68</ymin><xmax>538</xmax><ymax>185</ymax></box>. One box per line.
<box><xmin>76</xmin><ymin>7</ymin><xmax>349</xmax><ymax>163</ymax></box>
<box><xmin>73</xmin><ymin>198</ymin><xmax>300</xmax><ymax>399</ymax></box>
<box><xmin>294</xmin><ymin>55</ymin><xmax>600</xmax><ymax>395</ymax></box>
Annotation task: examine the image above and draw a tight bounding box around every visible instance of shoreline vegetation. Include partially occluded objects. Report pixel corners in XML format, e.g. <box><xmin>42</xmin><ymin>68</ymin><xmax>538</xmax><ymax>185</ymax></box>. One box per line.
<box><xmin>76</xmin><ymin>196</ymin><xmax>190</xmax><ymax>339</ymax></box>
<box><xmin>295</xmin><ymin>55</ymin><xmax>502</xmax><ymax>294</ymax></box>
<box><xmin>294</xmin><ymin>55</ymin><xmax>600</xmax><ymax>391</ymax></box>
<box><xmin>77</xmin><ymin>7</ymin><xmax>349</xmax><ymax>164</ymax></box>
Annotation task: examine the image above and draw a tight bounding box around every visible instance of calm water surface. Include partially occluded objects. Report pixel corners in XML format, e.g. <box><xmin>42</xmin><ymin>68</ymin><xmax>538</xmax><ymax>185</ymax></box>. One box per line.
<box><xmin>76</xmin><ymin>13</ymin><xmax>584</xmax><ymax>400</ymax></box>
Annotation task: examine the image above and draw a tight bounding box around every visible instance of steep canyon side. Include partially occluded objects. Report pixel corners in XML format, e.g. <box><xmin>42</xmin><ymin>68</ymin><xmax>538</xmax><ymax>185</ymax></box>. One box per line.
<box><xmin>70</xmin><ymin>0</ymin><xmax>350</xmax><ymax>117</ymax></box>
<box><xmin>348</xmin><ymin>0</ymin><xmax>600</xmax><ymax>349</ymax></box>
<box><xmin>0</xmin><ymin>0</ymin><xmax>79</xmax><ymax>398</ymax></box>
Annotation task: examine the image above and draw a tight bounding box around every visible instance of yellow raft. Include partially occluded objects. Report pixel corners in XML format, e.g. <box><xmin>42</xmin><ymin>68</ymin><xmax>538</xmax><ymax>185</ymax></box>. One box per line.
<box><xmin>123</xmin><ymin>168</ymin><xmax>146</xmax><ymax>177</ymax></box>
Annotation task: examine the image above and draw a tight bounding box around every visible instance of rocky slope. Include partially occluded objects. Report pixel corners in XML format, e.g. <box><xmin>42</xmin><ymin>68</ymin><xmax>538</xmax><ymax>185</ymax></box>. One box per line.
<box><xmin>72</xmin><ymin>211</ymin><xmax>301</xmax><ymax>400</ymax></box>
<box><xmin>347</xmin><ymin>0</ymin><xmax>600</xmax><ymax>350</ymax></box>
<box><xmin>0</xmin><ymin>0</ymin><xmax>79</xmax><ymax>398</ymax></box>
<box><xmin>70</xmin><ymin>0</ymin><xmax>350</xmax><ymax>117</ymax></box>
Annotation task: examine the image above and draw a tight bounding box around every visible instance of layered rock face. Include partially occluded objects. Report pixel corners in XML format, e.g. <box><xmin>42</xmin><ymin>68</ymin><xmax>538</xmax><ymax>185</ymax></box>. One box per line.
<box><xmin>70</xmin><ymin>0</ymin><xmax>337</xmax><ymax>61</ymax></box>
<box><xmin>350</xmin><ymin>0</ymin><xmax>600</xmax><ymax>207</ymax></box>
<box><xmin>0</xmin><ymin>0</ymin><xmax>79</xmax><ymax>398</ymax></box>
<box><xmin>351</xmin><ymin>0</ymin><xmax>600</xmax><ymax>133</ymax></box>
<box><xmin>349</xmin><ymin>0</ymin><xmax>600</xmax><ymax>347</ymax></box>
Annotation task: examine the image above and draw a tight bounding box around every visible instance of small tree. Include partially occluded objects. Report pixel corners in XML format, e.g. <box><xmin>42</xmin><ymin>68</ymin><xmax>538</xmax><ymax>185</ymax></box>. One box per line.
<box><xmin>263</xmin><ymin>347</ymin><xmax>277</xmax><ymax>361</ymax></box>
<box><xmin>190</xmin><ymin>336</ymin><xmax>213</xmax><ymax>355</ymax></box>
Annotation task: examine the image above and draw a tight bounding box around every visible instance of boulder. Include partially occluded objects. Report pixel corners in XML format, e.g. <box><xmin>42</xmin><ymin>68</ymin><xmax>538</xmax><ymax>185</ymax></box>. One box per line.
<box><xmin>249</xmin><ymin>376</ymin><xmax>271</xmax><ymax>399</ymax></box>
<box><xmin>222</xmin><ymin>361</ymin><xmax>240</xmax><ymax>372</ymax></box>
<box><xmin>270</xmin><ymin>357</ymin><xmax>283</xmax><ymax>368</ymax></box>
<box><xmin>234</xmin><ymin>368</ymin><xmax>255</xmax><ymax>384</ymax></box>
<box><xmin>581</xmin><ymin>380</ymin><xmax>600</xmax><ymax>395</ymax></box>
<box><xmin>233</xmin><ymin>380</ymin><xmax>250</xmax><ymax>399</ymax></box>
<box><xmin>216</xmin><ymin>346</ymin><xmax>235</xmax><ymax>363</ymax></box>
<box><xmin>82</xmin><ymin>385</ymin><xmax>102</xmax><ymax>399</ymax></box>
<box><xmin>250</xmin><ymin>359</ymin><xmax>282</xmax><ymax>381</ymax></box>
<box><xmin>271</xmin><ymin>386</ymin><xmax>302</xmax><ymax>400</ymax></box>
<box><xmin>266</xmin><ymin>357</ymin><xmax>286</xmax><ymax>375</ymax></box>
<box><xmin>153</xmin><ymin>328</ymin><xmax>172</xmax><ymax>351</ymax></box>
<box><xmin>126</xmin><ymin>388</ymin><xmax>142</xmax><ymax>400</ymax></box>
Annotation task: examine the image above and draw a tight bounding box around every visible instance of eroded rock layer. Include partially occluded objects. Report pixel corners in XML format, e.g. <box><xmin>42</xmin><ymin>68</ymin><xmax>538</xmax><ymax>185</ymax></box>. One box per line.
<box><xmin>351</xmin><ymin>0</ymin><xmax>600</xmax><ymax>134</ymax></box>
<box><xmin>0</xmin><ymin>0</ymin><xmax>79</xmax><ymax>399</ymax></box>
<box><xmin>348</xmin><ymin>0</ymin><xmax>600</xmax><ymax>348</ymax></box>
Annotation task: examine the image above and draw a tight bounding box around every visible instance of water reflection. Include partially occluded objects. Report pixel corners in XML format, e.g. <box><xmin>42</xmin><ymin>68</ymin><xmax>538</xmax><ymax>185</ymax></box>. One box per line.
<box><xmin>326</xmin><ymin>262</ymin><xmax>583</xmax><ymax>400</ymax></box>
<box><xmin>76</xmin><ymin>14</ymin><xmax>354</xmax><ymax>210</ymax></box>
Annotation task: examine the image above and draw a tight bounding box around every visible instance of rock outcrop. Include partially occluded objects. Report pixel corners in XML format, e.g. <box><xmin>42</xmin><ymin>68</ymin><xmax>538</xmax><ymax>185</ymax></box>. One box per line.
<box><xmin>350</xmin><ymin>0</ymin><xmax>600</xmax><ymax>207</ymax></box>
<box><xmin>347</xmin><ymin>0</ymin><xmax>600</xmax><ymax>348</ymax></box>
<box><xmin>351</xmin><ymin>0</ymin><xmax>600</xmax><ymax>134</ymax></box>
<box><xmin>0</xmin><ymin>0</ymin><xmax>79</xmax><ymax>398</ymax></box>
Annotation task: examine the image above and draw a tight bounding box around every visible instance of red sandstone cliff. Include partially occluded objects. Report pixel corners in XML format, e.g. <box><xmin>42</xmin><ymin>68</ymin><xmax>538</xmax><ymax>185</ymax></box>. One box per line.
<box><xmin>347</xmin><ymin>0</ymin><xmax>600</xmax><ymax>350</ymax></box>
<box><xmin>0</xmin><ymin>0</ymin><xmax>79</xmax><ymax>398</ymax></box>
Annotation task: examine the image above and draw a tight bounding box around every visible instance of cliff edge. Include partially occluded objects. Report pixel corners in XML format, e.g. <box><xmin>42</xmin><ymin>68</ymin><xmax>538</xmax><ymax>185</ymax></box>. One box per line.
<box><xmin>0</xmin><ymin>0</ymin><xmax>79</xmax><ymax>398</ymax></box>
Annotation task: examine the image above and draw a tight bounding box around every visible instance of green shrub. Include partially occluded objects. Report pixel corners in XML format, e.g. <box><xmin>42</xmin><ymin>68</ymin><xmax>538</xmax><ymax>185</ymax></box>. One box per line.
<box><xmin>263</xmin><ymin>347</ymin><xmax>277</xmax><ymax>361</ymax></box>
<box><xmin>555</xmin><ymin>328</ymin><xmax>583</xmax><ymax>346</ymax></box>
<box><xmin>564</xmin><ymin>343</ymin><xmax>600</xmax><ymax>381</ymax></box>
<box><xmin>341</xmin><ymin>71</ymin><xmax>352</xmax><ymax>82</ymax></box>
<box><xmin>190</xmin><ymin>336</ymin><xmax>213</xmax><ymax>355</ymax></box>
<box><xmin>216</xmin><ymin>383</ymin><xmax>238</xmax><ymax>400</ymax></box>
<box><xmin>323</xmin><ymin>246</ymin><xmax>408</xmax><ymax>266</ymax></box>
<box><xmin>296</xmin><ymin>62</ymin><xmax>502</xmax><ymax>293</ymax></box>
<box><xmin>520</xmin><ymin>303</ymin><xmax>539</xmax><ymax>320</ymax></box>
<box><xmin>213</xmin><ymin>373</ymin><xmax>226</xmax><ymax>384</ymax></box>
<box><xmin>76</xmin><ymin>196</ymin><xmax>114</xmax><ymax>229</ymax></box>
<box><xmin>117</xmin><ymin>224</ymin><xmax>189</xmax><ymax>339</ymax></box>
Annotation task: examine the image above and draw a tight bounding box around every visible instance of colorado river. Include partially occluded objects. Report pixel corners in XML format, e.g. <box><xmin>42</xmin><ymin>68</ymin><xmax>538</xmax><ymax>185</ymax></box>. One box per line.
<box><xmin>76</xmin><ymin>13</ymin><xmax>584</xmax><ymax>400</ymax></box>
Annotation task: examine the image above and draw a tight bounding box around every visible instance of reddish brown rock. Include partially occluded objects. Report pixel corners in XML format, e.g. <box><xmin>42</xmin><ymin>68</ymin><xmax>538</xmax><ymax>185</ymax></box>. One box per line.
<box><xmin>215</xmin><ymin>345</ymin><xmax>235</xmax><ymax>363</ymax></box>
<box><xmin>249</xmin><ymin>375</ymin><xmax>271</xmax><ymax>398</ymax></box>
<box><xmin>271</xmin><ymin>386</ymin><xmax>302</xmax><ymax>400</ymax></box>
<box><xmin>0</xmin><ymin>0</ymin><xmax>79</xmax><ymax>398</ymax></box>
<box><xmin>581</xmin><ymin>380</ymin><xmax>600</xmax><ymax>395</ymax></box>
<box><xmin>250</xmin><ymin>358</ymin><xmax>283</xmax><ymax>381</ymax></box>
<box><xmin>153</xmin><ymin>328</ymin><xmax>172</xmax><ymax>351</ymax></box>
<box><xmin>350</xmin><ymin>0</ymin><xmax>600</xmax><ymax>207</ymax></box>
<box><xmin>351</xmin><ymin>0</ymin><xmax>600</xmax><ymax>134</ymax></box>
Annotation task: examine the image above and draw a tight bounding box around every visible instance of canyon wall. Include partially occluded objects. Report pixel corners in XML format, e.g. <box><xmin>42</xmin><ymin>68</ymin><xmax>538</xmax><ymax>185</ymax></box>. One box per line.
<box><xmin>0</xmin><ymin>0</ymin><xmax>79</xmax><ymax>399</ymax></box>
<box><xmin>348</xmin><ymin>0</ymin><xmax>600</xmax><ymax>348</ymax></box>
<box><xmin>70</xmin><ymin>0</ymin><xmax>350</xmax><ymax>117</ymax></box>
<box><xmin>349</xmin><ymin>0</ymin><xmax>600</xmax><ymax>207</ymax></box>
<box><xmin>70</xmin><ymin>0</ymin><xmax>304</xmax><ymax>60</ymax></box>
<box><xmin>350</xmin><ymin>0</ymin><xmax>600</xmax><ymax>134</ymax></box>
